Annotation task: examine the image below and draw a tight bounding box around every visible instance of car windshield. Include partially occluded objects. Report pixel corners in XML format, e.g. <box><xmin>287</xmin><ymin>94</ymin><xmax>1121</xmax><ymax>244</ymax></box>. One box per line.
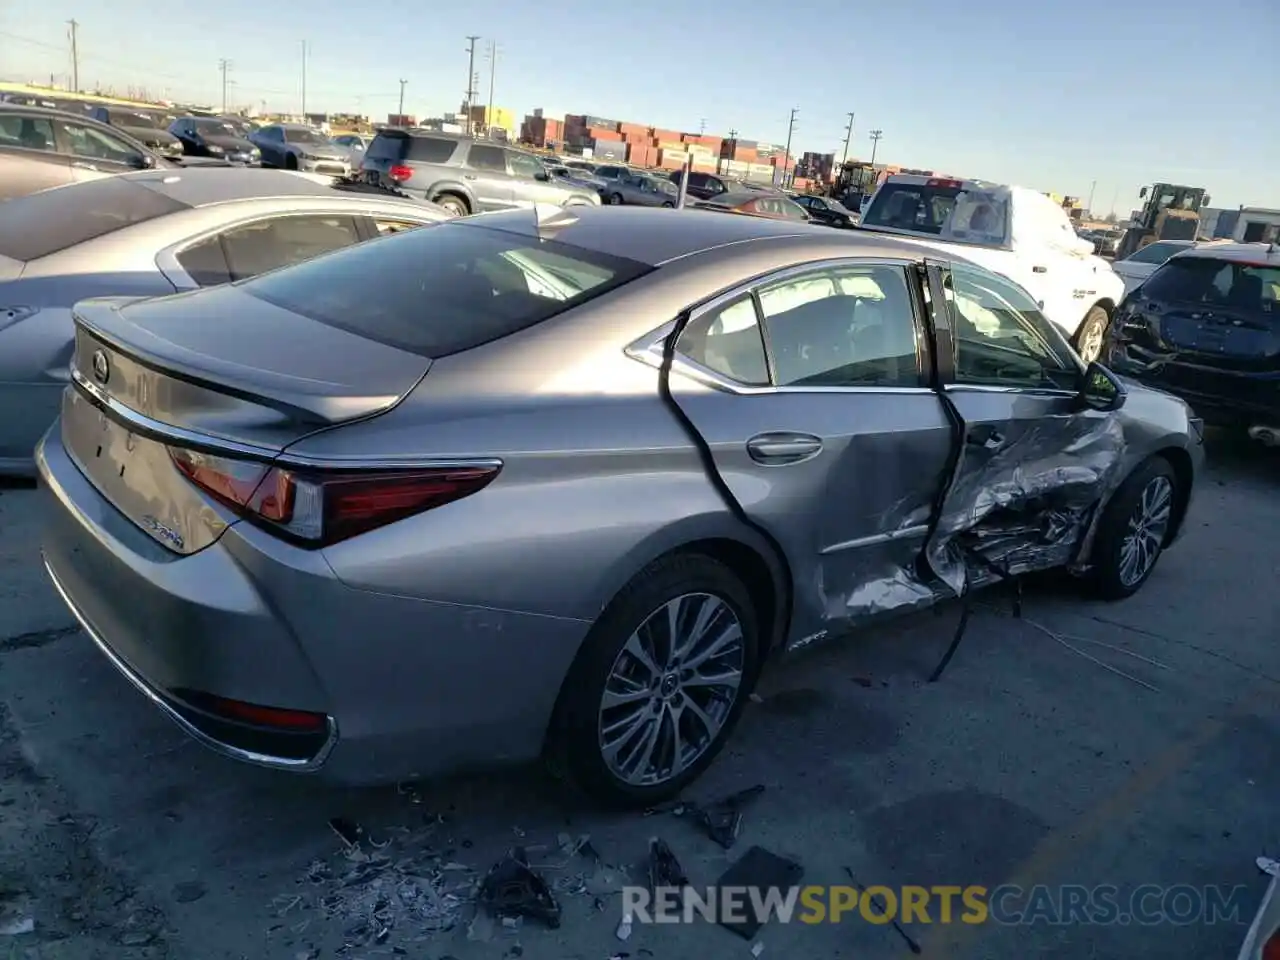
<box><xmin>194</xmin><ymin>119</ymin><xmax>239</xmax><ymax>137</ymax></box>
<box><xmin>110</xmin><ymin>109</ymin><xmax>161</xmax><ymax>128</ymax></box>
<box><xmin>1142</xmin><ymin>257</ymin><xmax>1280</xmax><ymax>321</ymax></box>
<box><xmin>242</xmin><ymin>222</ymin><xmax>654</xmax><ymax>357</ymax></box>
<box><xmin>0</xmin><ymin>177</ymin><xmax>189</xmax><ymax>262</ymax></box>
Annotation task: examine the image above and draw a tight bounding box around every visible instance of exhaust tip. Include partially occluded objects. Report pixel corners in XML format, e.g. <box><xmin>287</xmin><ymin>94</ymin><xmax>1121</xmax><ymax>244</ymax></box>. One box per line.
<box><xmin>1247</xmin><ymin>425</ymin><xmax>1280</xmax><ymax>447</ymax></box>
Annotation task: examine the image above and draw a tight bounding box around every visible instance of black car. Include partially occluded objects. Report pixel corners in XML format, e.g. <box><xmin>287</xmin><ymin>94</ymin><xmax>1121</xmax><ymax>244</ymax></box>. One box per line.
<box><xmin>88</xmin><ymin>106</ymin><xmax>184</xmax><ymax>158</ymax></box>
<box><xmin>668</xmin><ymin>169</ymin><xmax>733</xmax><ymax>201</ymax></box>
<box><xmin>169</xmin><ymin>116</ymin><xmax>260</xmax><ymax>164</ymax></box>
<box><xmin>1103</xmin><ymin>243</ymin><xmax>1280</xmax><ymax>436</ymax></box>
<box><xmin>792</xmin><ymin>194</ymin><xmax>857</xmax><ymax>228</ymax></box>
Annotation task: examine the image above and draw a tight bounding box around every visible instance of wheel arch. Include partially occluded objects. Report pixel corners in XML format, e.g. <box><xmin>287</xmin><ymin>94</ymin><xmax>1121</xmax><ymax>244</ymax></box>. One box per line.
<box><xmin>428</xmin><ymin>182</ymin><xmax>475</xmax><ymax>212</ymax></box>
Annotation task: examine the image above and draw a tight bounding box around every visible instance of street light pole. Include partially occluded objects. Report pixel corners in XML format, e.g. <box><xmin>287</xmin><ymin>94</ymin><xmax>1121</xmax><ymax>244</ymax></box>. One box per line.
<box><xmin>1087</xmin><ymin>178</ymin><xmax>1097</xmax><ymax>215</ymax></box>
<box><xmin>782</xmin><ymin>107</ymin><xmax>798</xmax><ymax>188</ymax></box>
<box><xmin>219</xmin><ymin>59</ymin><xmax>231</xmax><ymax>114</ymax></box>
<box><xmin>486</xmin><ymin>40</ymin><xmax>498</xmax><ymax>138</ymax></box>
<box><xmin>398</xmin><ymin>79</ymin><xmax>407</xmax><ymax>117</ymax></box>
<box><xmin>721</xmin><ymin>127</ymin><xmax>737</xmax><ymax>176</ymax></box>
<box><xmin>300</xmin><ymin>41</ymin><xmax>308</xmax><ymax>118</ymax></box>
<box><xmin>868</xmin><ymin>129</ymin><xmax>883</xmax><ymax>168</ymax></box>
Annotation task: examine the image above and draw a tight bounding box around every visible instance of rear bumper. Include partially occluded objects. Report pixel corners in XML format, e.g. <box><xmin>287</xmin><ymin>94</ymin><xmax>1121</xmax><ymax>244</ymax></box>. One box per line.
<box><xmin>36</xmin><ymin>424</ymin><xmax>589</xmax><ymax>785</ymax></box>
<box><xmin>1107</xmin><ymin>346</ymin><xmax>1280</xmax><ymax>427</ymax></box>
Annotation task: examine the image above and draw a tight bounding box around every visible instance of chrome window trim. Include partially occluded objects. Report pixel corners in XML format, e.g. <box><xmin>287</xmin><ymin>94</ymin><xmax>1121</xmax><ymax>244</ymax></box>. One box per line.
<box><xmin>71</xmin><ymin>367</ymin><xmax>503</xmax><ymax>472</ymax></box>
<box><xmin>155</xmin><ymin>204</ymin><xmax>441</xmax><ymax>289</ymax></box>
<box><xmin>625</xmin><ymin>256</ymin><xmax>934</xmax><ymax>396</ymax></box>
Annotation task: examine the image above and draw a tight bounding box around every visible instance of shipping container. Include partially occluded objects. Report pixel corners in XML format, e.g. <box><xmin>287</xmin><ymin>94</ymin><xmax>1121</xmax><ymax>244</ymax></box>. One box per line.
<box><xmin>618</xmin><ymin>122</ymin><xmax>647</xmax><ymax>137</ymax></box>
<box><xmin>587</xmin><ymin>126</ymin><xmax>622</xmax><ymax>141</ymax></box>
<box><xmin>585</xmin><ymin>116</ymin><xmax>619</xmax><ymax>130</ymax></box>
<box><xmin>652</xmin><ymin>128</ymin><xmax>680</xmax><ymax>143</ymax></box>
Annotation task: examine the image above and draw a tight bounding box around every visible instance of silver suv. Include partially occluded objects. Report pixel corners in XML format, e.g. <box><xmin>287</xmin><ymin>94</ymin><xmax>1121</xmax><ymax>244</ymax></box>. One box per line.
<box><xmin>360</xmin><ymin>130</ymin><xmax>599</xmax><ymax>216</ymax></box>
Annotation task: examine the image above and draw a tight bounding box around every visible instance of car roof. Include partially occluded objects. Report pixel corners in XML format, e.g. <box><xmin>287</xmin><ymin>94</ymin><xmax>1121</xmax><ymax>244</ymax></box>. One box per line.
<box><xmin>115</xmin><ymin>167</ymin><xmax>404</xmax><ymax>206</ymax></box>
<box><xmin>1173</xmin><ymin>242</ymin><xmax>1280</xmax><ymax>266</ymax></box>
<box><xmin>0</xmin><ymin>102</ymin><xmax>98</xmax><ymax>123</ymax></box>
<box><xmin>468</xmin><ymin>205</ymin><xmax>924</xmax><ymax>266</ymax></box>
<box><xmin>705</xmin><ymin>190</ymin><xmax>791</xmax><ymax>207</ymax></box>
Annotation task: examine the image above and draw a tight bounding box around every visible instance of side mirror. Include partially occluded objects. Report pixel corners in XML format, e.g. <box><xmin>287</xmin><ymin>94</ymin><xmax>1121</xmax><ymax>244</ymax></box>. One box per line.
<box><xmin>133</xmin><ymin>153</ymin><xmax>155</xmax><ymax>170</ymax></box>
<box><xmin>1079</xmin><ymin>361</ymin><xmax>1126</xmax><ymax>412</ymax></box>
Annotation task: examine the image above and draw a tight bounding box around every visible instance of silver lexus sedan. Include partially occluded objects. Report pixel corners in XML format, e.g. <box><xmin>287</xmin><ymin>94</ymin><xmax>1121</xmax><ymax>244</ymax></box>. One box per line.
<box><xmin>37</xmin><ymin>206</ymin><xmax>1203</xmax><ymax>807</ymax></box>
<box><xmin>0</xmin><ymin>167</ymin><xmax>453</xmax><ymax>476</ymax></box>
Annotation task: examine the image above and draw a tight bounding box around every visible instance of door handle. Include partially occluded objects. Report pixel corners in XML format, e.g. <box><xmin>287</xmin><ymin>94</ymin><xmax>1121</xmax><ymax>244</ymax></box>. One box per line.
<box><xmin>966</xmin><ymin>426</ymin><xmax>1007</xmax><ymax>451</ymax></box>
<box><xmin>746</xmin><ymin>432</ymin><xmax>823</xmax><ymax>465</ymax></box>
<box><xmin>1032</xmin><ymin>265</ymin><xmax>1048</xmax><ymax>273</ymax></box>
<box><xmin>464</xmin><ymin>174</ymin><xmax>477</xmax><ymax>180</ymax></box>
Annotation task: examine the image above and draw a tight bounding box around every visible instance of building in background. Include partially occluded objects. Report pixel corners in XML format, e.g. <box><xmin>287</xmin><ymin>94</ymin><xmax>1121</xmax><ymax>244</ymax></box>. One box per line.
<box><xmin>466</xmin><ymin>105</ymin><xmax>515</xmax><ymax>140</ymax></box>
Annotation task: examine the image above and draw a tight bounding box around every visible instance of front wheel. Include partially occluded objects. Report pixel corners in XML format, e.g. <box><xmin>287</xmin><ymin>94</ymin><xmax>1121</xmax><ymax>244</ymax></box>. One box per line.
<box><xmin>548</xmin><ymin>553</ymin><xmax>760</xmax><ymax>808</ymax></box>
<box><xmin>284</xmin><ymin>154</ymin><xmax>298</xmax><ymax>170</ymax></box>
<box><xmin>661</xmin><ymin>201</ymin><xmax>674</xmax><ymax>208</ymax></box>
<box><xmin>607</xmin><ymin>192</ymin><xmax>624</xmax><ymax>205</ymax></box>
<box><xmin>1074</xmin><ymin>305</ymin><xmax>1110</xmax><ymax>363</ymax></box>
<box><xmin>1088</xmin><ymin>458</ymin><xmax>1177</xmax><ymax>600</ymax></box>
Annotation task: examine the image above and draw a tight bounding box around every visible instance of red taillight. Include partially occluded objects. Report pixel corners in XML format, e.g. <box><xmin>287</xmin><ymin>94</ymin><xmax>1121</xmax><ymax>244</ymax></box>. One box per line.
<box><xmin>927</xmin><ymin>178</ymin><xmax>963</xmax><ymax>189</ymax></box>
<box><xmin>168</xmin><ymin>447</ymin><xmax>499</xmax><ymax>546</ymax></box>
<box><xmin>194</xmin><ymin>694</ymin><xmax>327</xmax><ymax>731</ymax></box>
<box><xmin>388</xmin><ymin>164</ymin><xmax>413</xmax><ymax>182</ymax></box>
<box><xmin>1263</xmin><ymin>929</ymin><xmax>1280</xmax><ymax>960</ymax></box>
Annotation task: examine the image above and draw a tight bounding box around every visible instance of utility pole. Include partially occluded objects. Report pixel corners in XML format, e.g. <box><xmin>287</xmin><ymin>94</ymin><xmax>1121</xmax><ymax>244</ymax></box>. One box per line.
<box><xmin>782</xmin><ymin>107</ymin><xmax>798</xmax><ymax>189</ymax></box>
<box><xmin>485</xmin><ymin>40</ymin><xmax>498</xmax><ymax>138</ymax></box>
<box><xmin>219</xmin><ymin>59</ymin><xmax>231</xmax><ymax>114</ymax></box>
<box><xmin>1087</xmin><ymin>178</ymin><xmax>1097</xmax><ymax>215</ymax></box>
<box><xmin>67</xmin><ymin>20</ymin><xmax>79</xmax><ymax>92</ymax></box>
<box><xmin>398</xmin><ymin>78</ymin><xmax>407</xmax><ymax>117</ymax></box>
<box><xmin>698</xmin><ymin>118</ymin><xmax>706</xmax><ymax>135</ymax></box>
<box><xmin>840</xmin><ymin>111</ymin><xmax>855</xmax><ymax>166</ymax></box>
<box><xmin>868</xmin><ymin>129</ymin><xmax>883</xmax><ymax>168</ymax></box>
<box><xmin>721</xmin><ymin>127</ymin><xmax>738</xmax><ymax>176</ymax></box>
<box><xmin>463</xmin><ymin>35</ymin><xmax>480</xmax><ymax>132</ymax></box>
<box><xmin>300</xmin><ymin>41</ymin><xmax>308</xmax><ymax>118</ymax></box>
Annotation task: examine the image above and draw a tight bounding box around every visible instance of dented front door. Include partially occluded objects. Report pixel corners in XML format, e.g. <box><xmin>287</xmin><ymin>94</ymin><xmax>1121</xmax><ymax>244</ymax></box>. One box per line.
<box><xmin>661</xmin><ymin>258</ymin><xmax>954</xmax><ymax>647</ymax></box>
<box><xmin>922</xmin><ymin>260</ymin><xmax>1123</xmax><ymax>592</ymax></box>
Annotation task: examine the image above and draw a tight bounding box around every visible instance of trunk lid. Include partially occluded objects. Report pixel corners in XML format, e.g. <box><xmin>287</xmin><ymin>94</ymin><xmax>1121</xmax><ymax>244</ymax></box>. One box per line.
<box><xmin>1155</xmin><ymin>305</ymin><xmax>1280</xmax><ymax>366</ymax></box>
<box><xmin>63</xmin><ymin>288</ymin><xmax>432</xmax><ymax>553</ymax></box>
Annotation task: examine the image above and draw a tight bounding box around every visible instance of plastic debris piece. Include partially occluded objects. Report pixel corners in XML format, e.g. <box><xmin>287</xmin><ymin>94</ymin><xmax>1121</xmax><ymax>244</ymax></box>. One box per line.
<box><xmin>615</xmin><ymin>912</ymin><xmax>633</xmax><ymax>941</ymax></box>
<box><xmin>692</xmin><ymin>785</ymin><xmax>766</xmax><ymax>849</ymax></box>
<box><xmin>480</xmin><ymin>848</ymin><xmax>562</xmax><ymax>929</ymax></box>
<box><xmin>715</xmin><ymin>847</ymin><xmax>804</xmax><ymax>939</ymax></box>
<box><xmin>648</xmin><ymin>837</ymin><xmax>689</xmax><ymax>891</ymax></box>
<box><xmin>329</xmin><ymin>816</ymin><xmax>363</xmax><ymax>849</ymax></box>
<box><xmin>467</xmin><ymin>911</ymin><xmax>496</xmax><ymax>942</ymax></box>
<box><xmin>294</xmin><ymin>950</ymin><xmax>320</xmax><ymax>960</ymax></box>
<box><xmin>751</xmin><ymin>941</ymin><xmax>765</xmax><ymax>957</ymax></box>
<box><xmin>1259</xmin><ymin>857</ymin><xmax>1280</xmax><ymax>877</ymax></box>
<box><xmin>609</xmin><ymin>953</ymin><xmax>630</xmax><ymax>960</ymax></box>
<box><xmin>748</xmin><ymin>692</ymin><xmax>764</xmax><ymax>703</ymax></box>
<box><xmin>501</xmin><ymin>915</ymin><xmax>522</xmax><ymax>930</ymax></box>
<box><xmin>173</xmin><ymin>880</ymin><xmax>207</xmax><ymax>903</ymax></box>
<box><xmin>0</xmin><ymin>917</ymin><xmax>34</xmax><ymax>936</ymax></box>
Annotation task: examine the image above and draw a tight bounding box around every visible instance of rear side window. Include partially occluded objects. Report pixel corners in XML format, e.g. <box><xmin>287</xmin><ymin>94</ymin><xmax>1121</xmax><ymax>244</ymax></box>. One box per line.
<box><xmin>220</xmin><ymin>215</ymin><xmax>363</xmax><ymax>281</ymax></box>
<box><xmin>0</xmin><ymin>114</ymin><xmax>56</xmax><ymax>151</ymax></box>
<box><xmin>0</xmin><ymin>178</ymin><xmax>188</xmax><ymax>262</ymax></box>
<box><xmin>241</xmin><ymin>222</ymin><xmax>653</xmax><ymax>357</ymax></box>
<box><xmin>1143</xmin><ymin>257</ymin><xmax>1280</xmax><ymax>316</ymax></box>
<box><xmin>467</xmin><ymin>144</ymin><xmax>506</xmax><ymax>172</ymax></box>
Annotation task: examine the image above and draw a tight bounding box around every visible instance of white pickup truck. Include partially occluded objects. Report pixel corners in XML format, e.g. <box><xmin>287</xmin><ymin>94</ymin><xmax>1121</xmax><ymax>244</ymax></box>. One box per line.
<box><xmin>858</xmin><ymin>175</ymin><xmax>1126</xmax><ymax>362</ymax></box>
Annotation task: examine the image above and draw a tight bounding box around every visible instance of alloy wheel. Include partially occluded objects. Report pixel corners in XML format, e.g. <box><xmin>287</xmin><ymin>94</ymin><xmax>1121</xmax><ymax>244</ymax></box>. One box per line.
<box><xmin>1078</xmin><ymin>317</ymin><xmax>1106</xmax><ymax>364</ymax></box>
<box><xmin>597</xmin><ymin>593</ymin><xmax>745</xmax><ymax>787</ymax></box>
<box><xmin>1118</xmin><ymin>475</ymin><xmax>1173</xmax><ymax>587</ymax></box>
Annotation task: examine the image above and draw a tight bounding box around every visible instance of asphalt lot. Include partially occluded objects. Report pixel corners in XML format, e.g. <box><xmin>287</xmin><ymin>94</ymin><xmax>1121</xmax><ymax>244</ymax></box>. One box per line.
<box><xmin>0</xmin><ymin>431</ymin><xmax>1277</xmax><ymax>960</ymax></box>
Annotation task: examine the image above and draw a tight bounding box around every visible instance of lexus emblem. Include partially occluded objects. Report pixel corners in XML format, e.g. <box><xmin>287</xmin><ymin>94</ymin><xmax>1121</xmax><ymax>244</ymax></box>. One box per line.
<box><xmin>91</xmin><ymin>349</ymin><xmax>110</xmax><ymax>384</ymax></box>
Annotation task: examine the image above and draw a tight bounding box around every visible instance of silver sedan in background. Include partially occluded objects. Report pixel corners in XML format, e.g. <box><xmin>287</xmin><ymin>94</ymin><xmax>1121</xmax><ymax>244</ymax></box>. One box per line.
<box><xmin>38</xmin><ymin>206</ymin><xmax>1201</xmax><ymax>807</ymax></box>
<box><xmin>0</xmin><ymin>168</ymin><xmax>452</xmax><ymax>475</ymax></box>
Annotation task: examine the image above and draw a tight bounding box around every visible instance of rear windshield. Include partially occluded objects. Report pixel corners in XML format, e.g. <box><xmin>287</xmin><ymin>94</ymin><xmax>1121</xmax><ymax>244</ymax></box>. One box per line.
<box><xmin>862</xmin><ymin>183</ymin><xmax>1010</xmax><ymax>244</ymax></box>
<box><xmin>366</xmin><ymin>132</ymin><xmax>457</xmax><ymax>163</ymax></box>
<box><xmin>1143</xmin><ymin>257</ymin><xmax>1280</xmax><ymax>316</ymax></box>
<box><xmin>111</xmin><ymin>109</ymin><xmax>161</xmax><ymax>129</ymax></box>
<box><xmin>242</xmin><ymin>222</ymin><xmax>654</xmax><ymax>357</ymax></box>
<box><xmin>0</xmin><ymin>178</ymin><xmax>189</xmax><ymax>262</ymax></box>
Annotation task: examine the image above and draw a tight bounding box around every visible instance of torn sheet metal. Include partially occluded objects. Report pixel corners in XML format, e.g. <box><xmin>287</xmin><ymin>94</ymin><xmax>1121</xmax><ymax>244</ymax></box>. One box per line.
<box><xmin>925</xmin><ymin>415</ymin><xmax>1127</xmax><ymax>594</ymax></box>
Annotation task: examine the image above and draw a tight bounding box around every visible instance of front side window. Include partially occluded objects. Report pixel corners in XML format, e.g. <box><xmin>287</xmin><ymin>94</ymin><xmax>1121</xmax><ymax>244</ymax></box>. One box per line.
<box><xmin>467</xmin><ymin>144</ymin><xmax>506</xmax><ymax>172</ymax></box>
<box><xmin>507</xmin><ymin>151</ymin><xmax>544</xmax><ymax>179</ymax></box>
<box><xmin>58</xmin><ymin>121</ymin><xmax>144</xmax><ymax>165</ymax></box>
<box><xmin>949</xmin><ymin>263</ymin><xmax>1074</xmax><ymax>389</ymax></box>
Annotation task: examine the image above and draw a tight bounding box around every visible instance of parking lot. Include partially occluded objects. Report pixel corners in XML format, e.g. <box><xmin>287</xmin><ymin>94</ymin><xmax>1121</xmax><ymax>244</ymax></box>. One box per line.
<box><xmin>0</xmin><ymin>430</ymin><xmax>1274</xmax><ymax>959</ymax></box>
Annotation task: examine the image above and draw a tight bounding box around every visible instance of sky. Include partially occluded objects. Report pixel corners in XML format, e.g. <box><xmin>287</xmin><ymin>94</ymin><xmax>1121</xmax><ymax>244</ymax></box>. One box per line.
<box><xmin>2</xmin><ymin>0</ymin><xmax>1278</xmax><ymax>209</ymax></box>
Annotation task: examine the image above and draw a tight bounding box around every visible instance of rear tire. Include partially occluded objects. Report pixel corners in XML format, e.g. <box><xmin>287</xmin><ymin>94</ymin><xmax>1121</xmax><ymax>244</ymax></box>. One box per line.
<box><xmin>661</xmin><ymin>201</ymin><xmax>674</xmax><ymax>208</ymax></box>
<box><xmin>547</xmin><ymin>553</ymin><xmax>760</xmax><ymax>809</ymax></box>
<box><xmin>1074</xmin><ymin>306</ymin><xmax>1110</xmax><ymax>363</ymax></box>
<box><xmin>1087</xmin><ymin>457</ymin><xmax>1177</xmax><ymax>600</ymax></box>
<box><xmin>433</xmin><ymin>194</ymin><xmax>470</xmax><ymax>217</ymax></box>
<box><xmin>608</xmin><ymin>192</ymin><xmax>624</xmax><ymax>205</ymax></box>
